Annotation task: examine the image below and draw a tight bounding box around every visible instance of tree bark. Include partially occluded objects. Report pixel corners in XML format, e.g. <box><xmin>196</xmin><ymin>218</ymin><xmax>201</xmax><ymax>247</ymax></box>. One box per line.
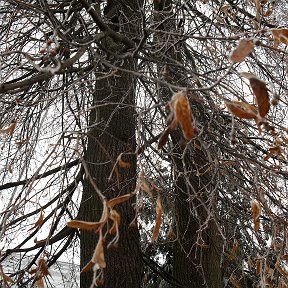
<box><xmin>78</xmin><ymin>1</ymin><xmax>143</xmax><ymax>287</ymax></box>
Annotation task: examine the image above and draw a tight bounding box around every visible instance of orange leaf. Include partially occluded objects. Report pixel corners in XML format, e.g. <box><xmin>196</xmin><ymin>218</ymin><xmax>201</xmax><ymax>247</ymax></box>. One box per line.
<box><xmin>35</xmin><ymin>277</ymin><xmax>45</xmax><ymax>288</ymax></box>
<box><xmin>152</xmin><ymin>193</ymin><xmax>162</xmax><ymax>241</ymax></box>
<box><xmin>158</xmin><ymin>127</ymin><xmax>171</xmax><ymax>149</ymax></box>
<box><xmin>29</xmin><ymin>210</ymin><xmax>44</xmax><ymax>231</ymax></box>
<box><xmin>92</xmin><ymin>233</ymin><xmax>106</xmax><ymax>268</ymax></box>
<box><xmin>229</xmin><ymin>276</ymin><xmax>241</xmax><ymax>288</ymax></box>
<box><xmin>67</xmin><ymin>220</ymin><xmax>104</xmax><ymax>230</ymax></box>
<box><xmin>107</xmin><ymin>192</ymin><xmax>136</xmax><ymax>208</ymax></box>
<box><xmin>0</xmin><ymin>120</ymin><xmax>17</xmax><ymax>135</ymax></box>
<box><xmin>272</xmin><ymin>28</ymin><xmax>288</xmax><ymax>47</ymax></box>
<box><xmin>251</xmin><ymin>199</ymin><xmax>261</xmax><ymax>231</ymax></box>
<box><xmin>171</xmin><ymin>91</ymin><xmax>196</xmax><ymax>140</ymax></box>
<box><xmin>80</xmin><ymin>261</ymin><xmax>94</xmax><ymax>274</ymax></box>
<box><xmin>225</xmin><ymin>101</ymin><xmax>257</xmax><ymax>119</ymax></box>
<box><xmin>230</xmin><ymin>39</ymin><xmax>254</xmax><ymax>63</ymax></box>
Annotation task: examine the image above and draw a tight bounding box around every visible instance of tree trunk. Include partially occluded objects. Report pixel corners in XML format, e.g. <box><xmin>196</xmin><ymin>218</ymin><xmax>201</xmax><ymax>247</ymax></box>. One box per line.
<box><xmin>78</xmin><ymin>2</ymin><xmax>143</xmax><ymax>287</ymax></box>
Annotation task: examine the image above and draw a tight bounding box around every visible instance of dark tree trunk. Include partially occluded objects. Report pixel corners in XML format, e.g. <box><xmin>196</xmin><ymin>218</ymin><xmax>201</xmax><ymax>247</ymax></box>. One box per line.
<box><xmin>78</xmin><ymin>2</ymin><xmax>143</xmax><ymax>287</ymax></box>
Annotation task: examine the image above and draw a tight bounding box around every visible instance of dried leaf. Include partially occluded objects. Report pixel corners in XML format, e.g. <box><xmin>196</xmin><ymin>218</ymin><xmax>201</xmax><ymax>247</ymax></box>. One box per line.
<box><xmin>264</xmin><ymin>146</ymin><xmax>284</xmax><ymax>161</ymax></box>
<box><xmin>67</xmin><ymin>220</ymin><xmax>104</xmax><ymax>230</ymax></box>
<box><xmin>229</xmin><ymin>276</ymin><xmax>241</xmax><ymax>288</ymax></box>
<box><xmin>0</xmin><ymin>265</ymin><xmax>14</xmax><ymax>283</ymax></box>
<box><xmin>118</xmin><ymin>157</ymin><xmax>131</xmax><ymax>169</ymax></box>
<box><xmin>80</xmin><ymin>261</ymin><xmax>94</xmax><ymax>274</ymax></box>
<box><xmin>251</xmin><ymin>199</ymin><xmax>261</xmax><ymax>231</ymax></box>
<box><xmin>255</xmin><ymin>0</ymin><xmax>261</xmax><ymax>22</ymax></box>
<box><xmin>256</xmin><ymin>254</ymin><xmax>262</xmax><ymax>276</ymax></box>
<box><xmin>35</xmin><ymin>277</ymin><xmax>45</xmax><ymax>288</ymax></box>
<box><xmin>38</xmin><ymin>258</ymin><xmax>50</xmax><ymax>277</ymax></box>
<box><xmin>15</xmin><ymin>139</ymin><xmax>28</xmax><ymax>145</ymax></box>
<box><xmin>158</xmin><ymin>126</ymin><xmax>171</xmax><ymax>149</ymax></box>
<box><xmin>109</xmin><ymin>210</ymin><xmax>121</xmax><ymax>234</ymax></box>
<box><xmin>229</xmin><ymin>239</ymin><xmax>239</xmax><ymax>261</ymax></box>
<box><xmin>92</xmin><ymin>234</ymin><xmax>106</xmax><ymax>268</ymax></box>
<box><xmin>139</xmin><ymin>173</ymin><xmax>153</xmax><ymax>198</ymax></box>
<box><xmin>0</xmin><ymin>121</ymin><xmax>17</xmax><ymax>135</ymax></box>
<box><xmin>272</xmin><ymin>28</ymin><xmax>288</xmax><ymax>48</ymax></box>
<box><xmin>230</xmin><ymin>39</ymin><xmax>254</xmax><ymax>63</ymax></box>
<box><xmin>225</xmin><ymin>101</ymin><xmax>257</xmax><ymax>119</ymax></box>
<box><xmin>30</xmin><ymin>210</ymin><xmax>44</xmax><ymax>230</ymax></box>
<box><xmin>171</xmin><ymin>91</ymin><xmax>196</xmax><ymax>140</ymax></box>
<box><xmin>107</xmin><ymin>192</ymin><xmax>136</xmax><ymax>209</ymax></box>
<box><xmin>152</xmin><ymin>193</ymin><xmax>162</xmax><ymax>241</ymax></box>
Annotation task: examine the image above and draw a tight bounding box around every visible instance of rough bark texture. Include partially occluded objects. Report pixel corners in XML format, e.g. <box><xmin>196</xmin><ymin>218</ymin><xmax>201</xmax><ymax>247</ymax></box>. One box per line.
<box><xmin>78</xmin><ymin>1</ymin><xmax>143</xmax><ymax>287</ymax></box>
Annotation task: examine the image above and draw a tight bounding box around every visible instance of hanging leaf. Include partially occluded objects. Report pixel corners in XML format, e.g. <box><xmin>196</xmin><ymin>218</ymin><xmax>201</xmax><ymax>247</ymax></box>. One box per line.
<box><xmin>80</xmin><ymin>261</ymin><xmax>94</xmax><ymax>274</ymax></box>
<box><xmin>272</xmin><ymin>28</ymin><xmax>288</xmax><ymax>48</ymax></box>
<box><xmin>151</xmin><ymin>193</ymin><xmax>162</xmax><ymax>241</ymax></box>
<box><xmin>29</xmin><ymin>210</ymin><xmax>44</xmax><ymax>231</ymax></box>
<box><xmin>0</xmin><ymin>120</ymin><xmax>17</xmax><ymax>135</ymax></box>
<box><xmin>67</xmin><ymin>220</ymin><xmax>104</xmax><ymax>231</ymax></box>
<box><xmin>139</xmin><ymin>173</ymin><xmax>153</xmax><ymax>198</ymax></box>
<box><xmin>35</xmin><ymin>277</ymin><xmax>45</xmax><ymax>288</ymax></box>
<box><xmin>229</xmin><ymin>276</ymin><xmax>241</xmax><ymax>288</ymax></box>
<box><xmin>15</xmin><ymin>139</ymin><xmax>28</xmax><ymax>145</ymax></box>
<box><xmin>107</xmin><ymin>192</ymin><xmax>136</xmax><ymax>208</ymax></box>
<box><xmin>251</xmin><ymin>199</ymin><xmax>261</xmax><ymax>231</ymax></box>
<box><xmin>230</xmin><ymin>39</ymin><xmax>254</xmax><ymax>63</ymax></box>
<box><xmin>228</xmin><ymin>239</ymin><xmax>239</xmax><ymax>261</ymax></box>
<box><xmin>264</xmin><ymin>146</ymin><xmax>284</xmax><ymax>161</ymax></box>
<box><xmin>225</xmin><ymin>101</ymin><xmax>257</xmax><ymax>119</ymax></box>
<box><xmin>241</xmin><ymin>73</ymin><xmax>270</xmax><ymax>117</ymax></box>
<box><xmin>171</xmin><ymin>91</ymin><xmax>196</xmax><ymax>140</ymax></box>
<box><xmin>117</xmin><ymin>156</ymin><xmax>131</xmax><ymax>169</ymax></box>
<box><xmin>92</xmin><ymin>233</ymin><xmax>106</xmax><ymax>268</ymax></box>
<box><xmin>109</xmin><ymin>210</ymin><xmax>121</xmax><ymax>234</ymax></box>
<box><xmin>256</xmin><ymin>254</ymin><xmax>262</xmax><ymax>276</ymax></box>
<box><xmin>0</xmin><ymin>265</ymin><xmax>14</xmax><ymax>283</ymax></box>
<box><xmin>38</xmin><ymin>258</ymin><xmax>50</xmax><ymax>277</ymax></box>
<box><xmin>255</xmin><ymin>0</ymin><xmax>261</xmax><ymax>22</ymax></box>
<box><xmin>158</xmin><ymin>126</ymin><xmax>171</xmax><ymax>149</ymax></box>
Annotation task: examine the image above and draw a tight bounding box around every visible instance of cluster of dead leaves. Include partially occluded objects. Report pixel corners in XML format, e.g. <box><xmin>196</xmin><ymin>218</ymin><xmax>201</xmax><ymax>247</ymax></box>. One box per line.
<box><xmin>29</xmin><ymin>258</ymin><xmax>51</xmax><ymax>288</ymax></box>
<box><xmin>67</xmin><ymin>192</ymin><xmax>136</xmax><ymax>274</ymax></box>
<box><xmin>158</xmin><ymin>91</ymin><xmax>197</xmax><ymax>149</ymax></box>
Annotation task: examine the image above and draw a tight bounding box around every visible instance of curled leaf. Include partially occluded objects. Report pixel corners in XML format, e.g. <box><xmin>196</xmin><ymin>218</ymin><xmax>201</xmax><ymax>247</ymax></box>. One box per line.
<box><xmin>92</xmin><ymin>233</ymin><xmax>106</xmax><ymax>268</ymax></box>
<box><xmin>264</xmin><ymin>146</ymin><xmax>284</xmax><ymax>161</ymax></box>
<box><xmin>109</xmin><ymin>209</ymin><xmax>121</xmax><ymax>234</ymax></box>
<box><xmin>171</xmin><ymin>91</ymin><xmax>196</xmax><ymax>140</ymax></box>
<box><xmin>225</xmin><ymin>100</ymin><xmax>257</xmax><ymax>119</ymax></box>
<box><xmin>251</xmin><ymin>199</ymin><xmax>261</xmax><ymax>231</ymax></box>
<box><xmin>0</xmin><ymin>120</ymin><xmax>17</xmax><ymax>135</ymax></box>
<box><xmin>67</xmin><ymin>220</ymin><xmax>104</xmax><ymax>230</ymax></box>
<box><xmin>80</xmin><ymin>261</ymin><xmax>94</xmax><ymax>274</ymax></box>
<box><xmin>230</xmin><ymin>39</ymin><xmax>254</xmax><ymax>63</ymax></box>
<box><xmin>272</xmin><ymin>28</ymin><xmax>288</xmax><ymax>48</ymax></box>
<box><xmin>107</xmin><ymin>192</ymin><xmax>136</xmax><ymax>209</ymax></box>
<box><xmin>38</xmin><ymin>258</ymin><xmax>50</xmax><ymax>277</ymax></box>
<box><xmin>256</xmin><ymin>254</ymin><xmax>262</xmax><ymax>276</ymax></box>
<box><xmin>29</xmin><ymin>210</ymin><xmax>44</xmax><ymax>231</ymax></box>
<box><xmin>152</xmin><ymin>193</ymin><xmax>162</xmax><ymax>241</ymax></box>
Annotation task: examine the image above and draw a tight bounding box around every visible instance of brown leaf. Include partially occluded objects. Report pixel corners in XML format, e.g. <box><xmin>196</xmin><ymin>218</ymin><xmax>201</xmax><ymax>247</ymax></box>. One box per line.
<box><xmin>29</xmin><ymin>210</ymin><xmax>44</xmax><ymax>231</ymax></box>
<box><xmin>264</xmin><ymin>146</ymin><xmax>284</xmax><ymax>161</ymax></box>
<box><xmin>0</xmin><ymin>120</ymin><xmax>17</xmax><ymax>135</ymax></box>
<box><xmin>255</xmin><ymin>0</ymin><xmax>261</xmax><ymax>22</ymax></box>
<box><xmin>109</xmin><ymin>209</ymin><xmax>121</xmax><ymax>234</ymax></box>
<box><xmin>230</xmin><ymin>39</ymin><xmax>254</xmax><ymax>63</ymax></box>
<box><xmin>107</xmin><ymin>192</ymin><xmax>136</xmax><ymax>209</ymax></box>
<box><xmin>117</xmin><ymin>157</ymin><xmax>131</xmax><ymax>169</ymax></box>
<box><xmin>38</xmin><ymin>258</ymin><xmax>50</xmax><ymax>277</ymax></box>
<box><xmin>80</xmin><ymin>261</ymin><xmax>94</xmax><ymax>274</ymax></box>
<box><xmin>256</xmin><ymin>254</ymin><xmax>262</xmax><ymax>276</ymax></box>
<box><xmin>67</xmin><ymin>220</ymin><xmax>104</xmax><ymax>230</ymax></box>
<box><xmin>0</xmin><ymin>265</ymin><xmax>14</xmax><ymax>283</ymax></box>
<box><xmin>225</xmin><ymin>101</ymin><xmax>257</xmax><ymax>119</ymax></box>
<box><xmin>171</xmin><ymin>91</ymin><xmax>196</xmax><ymax>140</ymax></box>
<box><xmin>15</xmin><ymin>139</ymin><xmax>28</xmax><ymax>145</ymax></box>
<box><xmin>92</xmin><ymin>234</ymin><xmax>106</xmax><ymax>268</ymax></box>
<box><xmin>251</xmin><ymin>199</ymin><xmax>261</xmax><ymax>231</ymax></box>
<box><xmin>272</xmin><ymin>28</ymin><xmax>288</xmax><ymax>48</ymax></box>
<box><xmin>228</xmin><ymin>239</ymin><xmax>239</xmax><ymax>261</ymax></box>
<box><xmin>152</xmin><ymin>193</ymin><xmax>162</xmax><ymax>241</ymax></box>
<box><xmin>139</xmin><ymin>173</ymin><xmax>153</xmax><ymax>198</ymax></box>
<box><xmin>158</xmin><ymin>127</ymin><xmax>171</xmax><ymax>149</ymax></box>
<box><xmin>35</xmin><ymin>277</ymin><xmax>45</xmax><ymax>288</ymax></box>
<box><xmin>229</xmin><ymin>276</ymin><xmax>241</xmax><ymax>288</ymax></box>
